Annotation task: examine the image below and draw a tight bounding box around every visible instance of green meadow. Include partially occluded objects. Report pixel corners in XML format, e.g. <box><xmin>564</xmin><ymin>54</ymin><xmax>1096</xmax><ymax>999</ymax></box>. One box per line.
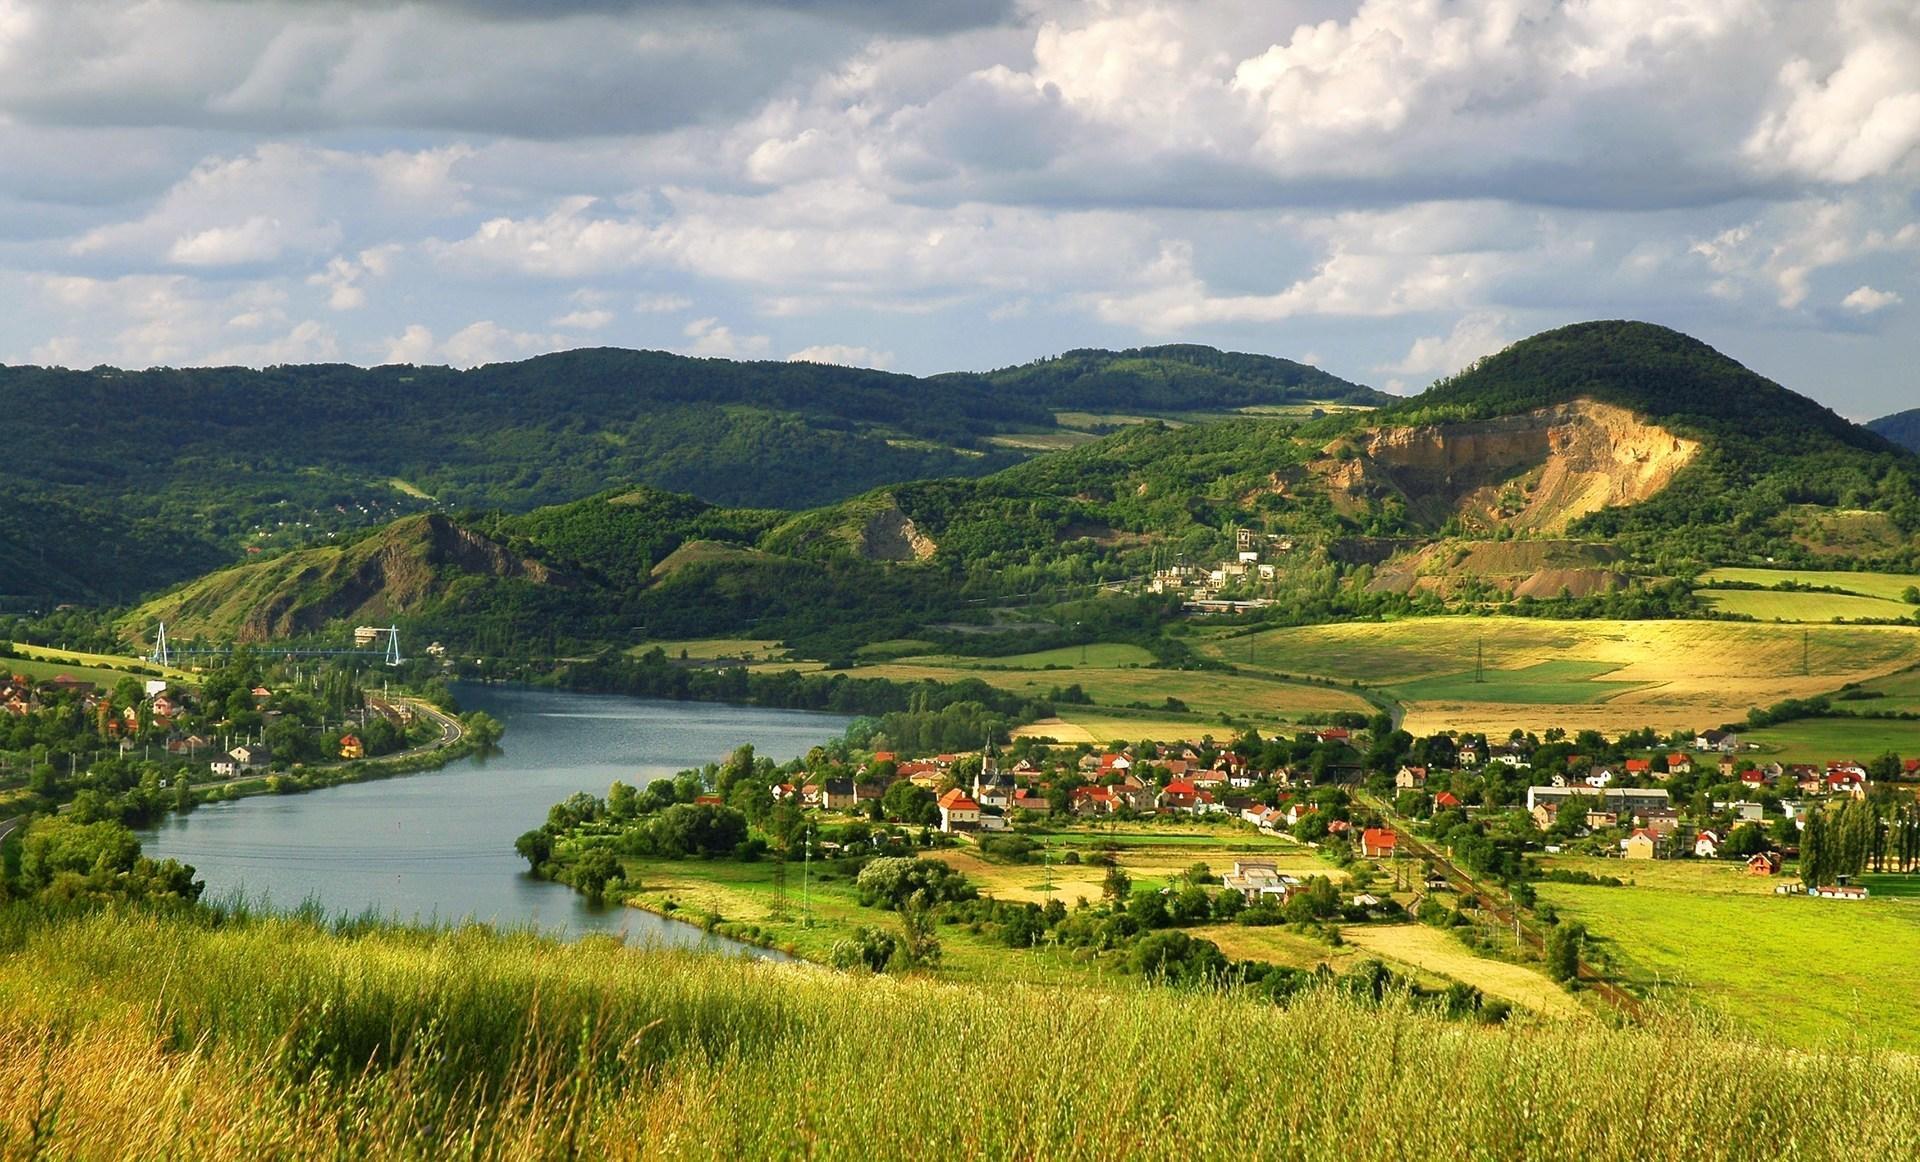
<box><xmin>1701</xmin><ymin>567</ymin><xmax>1920</xmax><ymax>603</ymax></box>
<box><xmin>1538</xmin><ymin>875</ymin><xmax>1920</xmax><ymax>1050</ymax></box>
<box><xmin>1742</xmin><ymin>718</ymin><xmax>1918</xmax><ymax>763</ymax></box>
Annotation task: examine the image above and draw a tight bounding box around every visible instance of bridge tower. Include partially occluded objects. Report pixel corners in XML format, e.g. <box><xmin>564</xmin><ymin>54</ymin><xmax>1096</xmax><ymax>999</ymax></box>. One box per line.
<box><xmin>150</xmin><ymin>622</ymin><xmax>171</xmax><ymax>668</ymax></box>
<box><xmin>383</xmin><ymin>625</ymin><xmax>403</xmax><ymax>667</ymax></box>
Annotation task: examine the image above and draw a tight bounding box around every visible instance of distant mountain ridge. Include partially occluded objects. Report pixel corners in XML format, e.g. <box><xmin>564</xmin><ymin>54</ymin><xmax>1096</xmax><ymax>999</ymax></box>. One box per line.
<box><xmin>0</xmin><ymin>344</ymin><xmax>1377</xmax><ymax>601</ymax></box>
<box><xmin>129</xmin><ymin>323</ymin><xmax>1920</xmax><ymax>658</ymax></box>
<box><xmin>1870</xmin><ymin>409</ymin><xmax>1920</xmax><ymax>454</ymax></box>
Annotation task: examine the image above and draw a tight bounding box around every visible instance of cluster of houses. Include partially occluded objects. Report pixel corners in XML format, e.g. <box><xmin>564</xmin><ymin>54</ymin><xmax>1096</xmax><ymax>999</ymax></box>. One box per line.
<box><xmin>2</xmin><ymin>667</ymin><xmax>400</xmax><ymax>776</ymax></box>
<box><xmin>1143</xmin><ymin>528</ymin><xmax>1295</xmax><ymax>603</ymax></box>
<box><xmin>776</xmin><ymin>735</ymin><xmax>1364</xmax><ymax>835</ymax></box>
<box><xmin>1</xmin><ymin>671</ymin><xmax>203</xmax><ymax>747</ymax></box>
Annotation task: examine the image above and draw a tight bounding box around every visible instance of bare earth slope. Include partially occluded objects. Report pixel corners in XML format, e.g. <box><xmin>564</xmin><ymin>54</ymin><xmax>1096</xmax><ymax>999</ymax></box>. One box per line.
<box><xmin>1318</xmin><ymin>399</ymin><xmax>1699</xmax><ymax>534</ymax></box>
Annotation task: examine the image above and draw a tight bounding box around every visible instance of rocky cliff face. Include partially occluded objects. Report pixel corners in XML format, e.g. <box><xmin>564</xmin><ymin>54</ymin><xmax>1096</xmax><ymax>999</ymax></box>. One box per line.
<box><xmin>859</xmin><ymin>504</ymin><xmax>939</xmax><ymax>562</ymax></box>
<box><xmin>1317</xmin><ymin>399</ymin><xmax>1698</xmax><ymax>533</ymax></box>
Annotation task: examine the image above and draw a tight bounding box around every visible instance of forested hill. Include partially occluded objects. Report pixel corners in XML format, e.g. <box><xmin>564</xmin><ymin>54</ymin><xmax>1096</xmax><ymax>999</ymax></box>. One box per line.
<box><xmin>1870</xmin><ymin>409</ymin><xmax>1920</xmax><ymax>454</ymax></box>
<box><xmin>0</xmin><ymin>344</ymin><xmax>1373</xmax><ymax>602</ymax></box>
<box><xmin>1378</xmin><ymin>321</ymin><xmax>1902</xmax><ymax>458</ymax></box>
<box><xmin>967</xmin><ymin>345</ymin><xmax>1392</xmax><ymax>410</ymax></box>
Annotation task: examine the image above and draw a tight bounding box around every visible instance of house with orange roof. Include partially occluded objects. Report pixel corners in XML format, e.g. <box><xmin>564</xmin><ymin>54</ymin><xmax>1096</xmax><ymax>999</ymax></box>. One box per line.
<box><xmin>1359</xmin><ymin>827</ymin><xmax>1397</xmax><ymax>859</ymax></box>
<box><xmin>937</xmin><ymin>787</ymin><xmax>980</xmax><ymax>833</ymax></box>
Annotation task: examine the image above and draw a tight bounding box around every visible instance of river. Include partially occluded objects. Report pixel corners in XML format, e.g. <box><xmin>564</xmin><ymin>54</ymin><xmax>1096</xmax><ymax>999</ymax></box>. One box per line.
<box><xmin>139</xmin><ymin>685</ymin><xmax>851</xmax><ymax>953</ymax></box>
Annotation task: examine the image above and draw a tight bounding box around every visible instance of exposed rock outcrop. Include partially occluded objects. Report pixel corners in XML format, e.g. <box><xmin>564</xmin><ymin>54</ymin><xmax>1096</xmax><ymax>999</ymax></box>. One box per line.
<box><xmin>1316</xmin><ymin>399</ymin><xmax>1699</xmax><ymax>534</ymax></box>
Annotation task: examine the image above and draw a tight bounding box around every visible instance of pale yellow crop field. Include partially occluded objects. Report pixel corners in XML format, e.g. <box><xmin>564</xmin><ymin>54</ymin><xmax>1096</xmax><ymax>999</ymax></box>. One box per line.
<box><xmin>1338</xmin><ymin>924</ymin><xmax>1585</xmax><ymax>1017</ymax></box>
<box><xmin>1204</xmin><ymin>617</ymin><xmax>1920</xmax><ymax>735</ymax></box>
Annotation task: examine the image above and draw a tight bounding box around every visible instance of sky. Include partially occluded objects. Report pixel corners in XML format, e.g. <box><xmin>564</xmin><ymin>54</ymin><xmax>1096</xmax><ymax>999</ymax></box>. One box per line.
<box><xmin>1</xmin><ymin>0</ymin><xmax>1917</xmax><ymax>419</ymax></box>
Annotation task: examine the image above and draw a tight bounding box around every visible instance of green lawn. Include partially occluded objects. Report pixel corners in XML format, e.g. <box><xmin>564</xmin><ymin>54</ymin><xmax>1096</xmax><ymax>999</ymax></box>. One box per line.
<box><xmin>901</xmin><ymin>642</ymin><xmax>1159</xmax><ymax>670</ymax></box>
<box><xmin>3</xmin><ymin>655</ymin><xmax>153</xmax><ymax>687</ymax></box>
<box><xmin>1847</xmin><ymin>668</ymin><xmax>1920</xmax><ymax>713</ymax></box>
<box><xmin>1699</xmin><ymin>589</ymin><xmax>1915</xmax><ymax>622</ymax></box>
<box><xmin>610</xmin><ymin>853</ymin><xmax>1127</xmax><ymax>989</ymax></box>
<box><xmin>1388</xmin><ymin>660</ymin><xmax>1652</xmax><ymax>706</ymax></box>
<box><xmin>1538</xmin><ymin>878</ymin><xmax>1920</xmax><ymax>1049</ymax></box>
<box><xmin>1702</xmin><ymin>567</ymin><xmax>1920</xmax><ymax>603</ymax></box>
<box><xmin>1742</xmin><ymin>717</ymin><xmax>1917</xmax><ymax>763</ymax></box>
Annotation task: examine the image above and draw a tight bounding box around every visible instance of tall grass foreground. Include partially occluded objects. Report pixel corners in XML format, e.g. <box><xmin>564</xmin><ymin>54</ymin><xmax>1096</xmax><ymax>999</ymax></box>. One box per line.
<box><xmin>0</xmin><ymin>903</ymin><xmax>1912</xmax><ymax>1160</ymax></box>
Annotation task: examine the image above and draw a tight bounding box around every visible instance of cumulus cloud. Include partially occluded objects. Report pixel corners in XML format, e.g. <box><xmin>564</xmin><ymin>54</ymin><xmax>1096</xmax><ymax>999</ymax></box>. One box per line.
<box><xmin>787</xmin><ymin>343</ymin><xmax>893</xmax><ymax>369</ymax></box>
<box><xmin>1842</xmin><ymin>284</ymin><xmax>1902</xmax><ymax>313</ymax></box>
<box><xmin>550</xmin><ymin>308</ymin><xmax>614</xmax><ymax>329</ymax></box>
<box><xmin>2</xmin><ymin>0</ymin><xmax>1918</xmax><ymax>413</ymax></box>
<box><xmin>681</xmin><ymin>316</ymin><xmax>769</xmax><ymax>358</ymax></box>
<box><xmin>1379</xmin><ymin>312</ymin><xmax>1516</xmax><ymax>384</ymax></box>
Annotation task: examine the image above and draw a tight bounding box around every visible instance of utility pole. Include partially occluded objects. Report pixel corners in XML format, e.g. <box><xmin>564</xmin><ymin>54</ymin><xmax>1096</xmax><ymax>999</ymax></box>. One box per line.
<box><xmin>1803</xmin><ymin>629</ymin><xmax>1810</xmax><ymax>677</ymax></box>
<box><xmin>801</xmin><ymin>824</ymin><xmax>813</xmax><ymax>928</ymax></box>
<box><xmin>1476</xmin><ymin>637</ymin><xmax>1484</xmax><ymax>684</ymax></box>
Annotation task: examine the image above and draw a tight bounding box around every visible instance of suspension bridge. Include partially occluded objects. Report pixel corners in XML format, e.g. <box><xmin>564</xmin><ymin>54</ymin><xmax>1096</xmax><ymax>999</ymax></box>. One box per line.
<box><xmin>148</xmin><ymin>622</ymin><xmax>405</xmax><ymax>667</ymax></box>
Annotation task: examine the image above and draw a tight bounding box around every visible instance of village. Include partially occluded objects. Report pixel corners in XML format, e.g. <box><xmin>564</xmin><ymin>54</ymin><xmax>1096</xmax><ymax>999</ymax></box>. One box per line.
<box><xmin>757</xmin><ymin>717</ymin><xmax>1915</xmax><ymax>906</ymax></box>
<box><xmin>0</xmin><ymin>655</ymin><xmax>445</xmax><ymax>826</ymax></box>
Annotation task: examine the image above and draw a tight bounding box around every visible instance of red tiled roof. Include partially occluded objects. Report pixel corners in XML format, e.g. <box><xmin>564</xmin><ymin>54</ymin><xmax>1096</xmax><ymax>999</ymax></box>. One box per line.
<box><xmin>1361</xmin><ymin>827</ymin><xmax>1396</xmax><ymax>850</ymax></box>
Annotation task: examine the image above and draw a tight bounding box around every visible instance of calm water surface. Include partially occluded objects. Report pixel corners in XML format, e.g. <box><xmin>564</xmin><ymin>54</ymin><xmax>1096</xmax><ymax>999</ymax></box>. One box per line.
<box><xmin>140</xmin><ymin>685</ymin><xmax>850</xmax><ymax>953</ymax></box>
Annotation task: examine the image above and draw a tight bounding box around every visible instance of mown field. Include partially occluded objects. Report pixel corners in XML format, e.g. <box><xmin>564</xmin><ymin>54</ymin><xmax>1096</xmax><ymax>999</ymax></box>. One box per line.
<box><xmin>1337</xmin><ymin>923</ymin><xmax>1584</xmax><ymax>1018</ymax></box>
<box><xmin>851</xmin><ymin>659</ymin><xmax>1373</xmax><ymax>724</ymax></box>
<box><xmin>1388</xmin><ymin>659</ymin><xmax>1654</xmax><ymax>706</ymax></box>
<box><xmin>1699</xmin><ymin>589</ymin><xmax>1915</xmax><ymax>622</ymax></box>
<box><xmin>1014</xmin><ymin>711</ymin><xmax>1236</xmax><ymax>746</ymax></box>
<box><xmin>1851</xmin><ymin>666</ymin><xmax>1920</xmax><ymax>712</ymax></box>
<box><xmin>1701</xmin><ymin>568</ymin><xmax>1920</xmax><ymax>603</ymax></box>
<box><xmin>3</xmin><ymin>642</ymin><xmax>194</xmax><ymax>686</ymax></box>
<box><xmin>1199</xmin><ymin>617</ymin><xmax>1920</xmax><ymax>735</ymax></box>
<box><xmin>1740</xmin><ymin>717</ymin><xmax>1918</xmax><ymax>763</ymax></box>
<box><xmin>10</xmin><ymin>905</ymin><xmax>1920</xmax><ymax>1159</ymax></box>
<box><xmin>627</xmin><ymin>638</ymin><xmax>794</xmax><ymax>662</ymax></box>
<box><xmin>1536</xmin><ymin>857</ymin><xmax>1920</xmax><ymax>1050</ymax></box>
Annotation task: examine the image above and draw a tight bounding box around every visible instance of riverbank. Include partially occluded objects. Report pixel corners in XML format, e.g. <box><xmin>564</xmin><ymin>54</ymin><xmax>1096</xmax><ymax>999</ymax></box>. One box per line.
<box><xmin>143</xmin><ymin>688</ymin><xmax>853</xmax><ymax>943</ymax></box>
<box><xmin>185</xmin><ymin>698</ymin><xmax>492</xmax><ymax>810</ymax></box>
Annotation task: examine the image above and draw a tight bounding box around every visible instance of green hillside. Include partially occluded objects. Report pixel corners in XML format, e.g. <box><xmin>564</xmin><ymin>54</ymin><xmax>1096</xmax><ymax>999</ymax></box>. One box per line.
<box><xmin>1337</xmin><ymin>321</ymin><xmax>1920</xmax><ymax>563</ymax></box>
<box><xmin>123</xmin><ymin>513</ymin><xmax>564</xmax><ymax>645</ymax></box>
<box><xmin>96</xmin><ymin>323</ymin><xmax>1920</xmax><ymax>664</ymax></box>
<box><xmin>1870</xmin><ymin>408</ymin><xmax>1920</xmax><ymax>454</ymax></box>
<box><xmin>4</xmin><ymin>904</ymin><xmax>1912</xmax><ymax>1159</ymax></box>
<box><xmin>973</xmin><ymin>343</ymin><xmax>1389</xmax><ymax>411</ymax></box>
<box><xmin>0</xmin><ymin>345</ymin><xmax>1374</xmax><ymax>602</ymax></box>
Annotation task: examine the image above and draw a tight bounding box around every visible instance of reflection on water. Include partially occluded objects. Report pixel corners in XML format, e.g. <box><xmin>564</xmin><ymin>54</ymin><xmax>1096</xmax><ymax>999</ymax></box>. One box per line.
<box><xmin>141</xmin><ymin>685</ymin><xmax>849</xmax><ymax>955</ymax></box>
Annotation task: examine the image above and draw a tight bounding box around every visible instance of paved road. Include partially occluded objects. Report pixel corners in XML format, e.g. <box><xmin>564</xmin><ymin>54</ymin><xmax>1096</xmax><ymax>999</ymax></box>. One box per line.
<box><xmin>0</xmin><ymin>815</ymin><xmax>20</xmax><ymax>846</ymax></box>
